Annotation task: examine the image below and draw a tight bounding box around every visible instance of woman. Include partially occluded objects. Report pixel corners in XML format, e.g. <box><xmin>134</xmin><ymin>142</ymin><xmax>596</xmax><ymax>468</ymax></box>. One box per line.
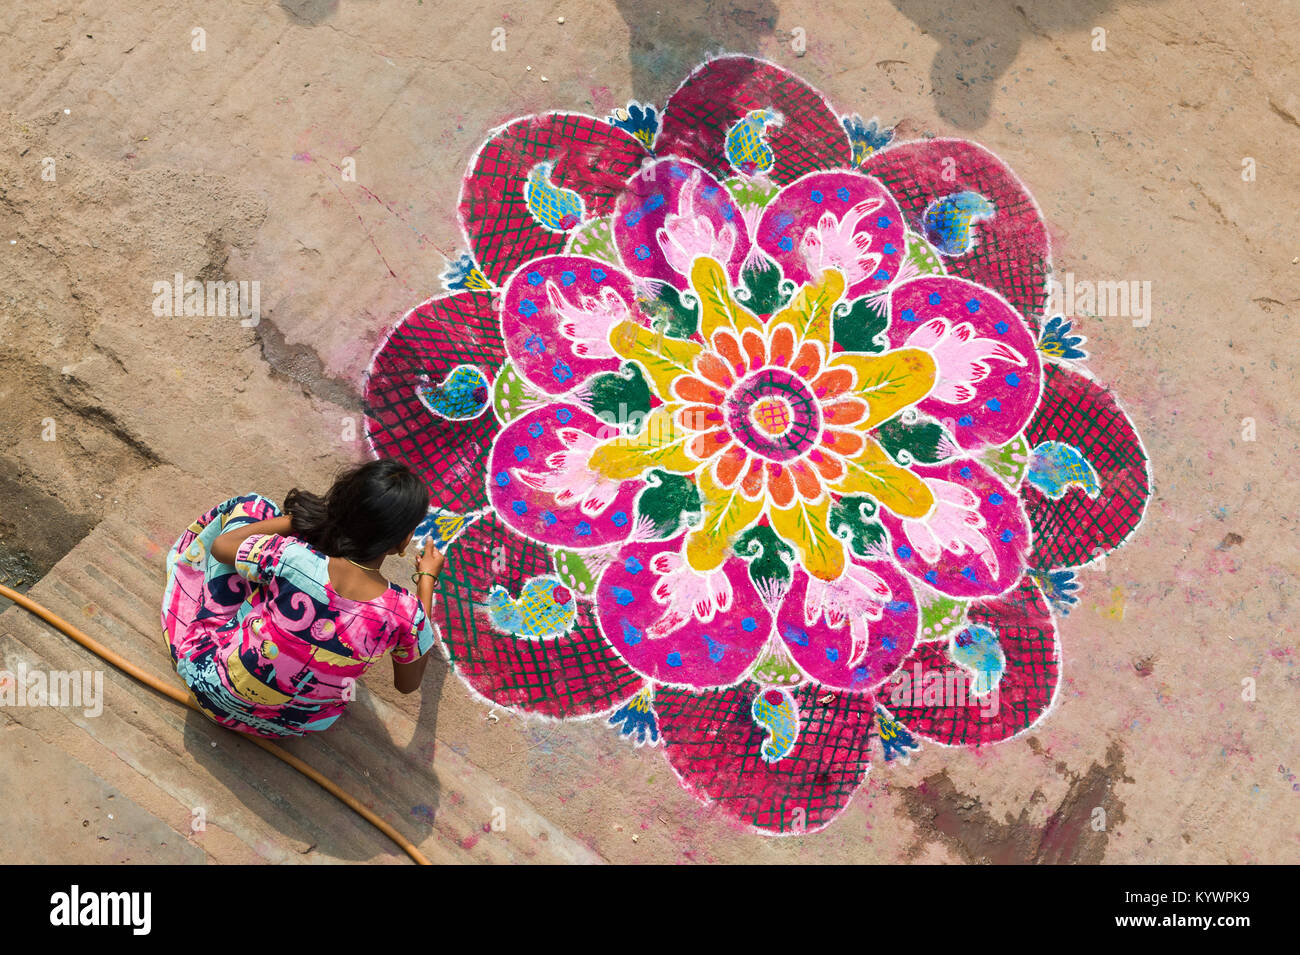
<box><xmin>161</xmin><ymin>460</ymin><xmax>445</xmax><ymax>738</ymax></box>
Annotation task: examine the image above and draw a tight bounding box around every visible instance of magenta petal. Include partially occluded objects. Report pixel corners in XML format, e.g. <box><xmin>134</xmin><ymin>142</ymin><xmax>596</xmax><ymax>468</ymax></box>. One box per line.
<box><xmin>595</xmin><ymin>535</ymin><xmax>770</xmax><ymax>689</ymax></box>
<box><xmin>657</xmin><ymin>681</ymin><xmax>875</xmax><ymax>834</ymax></box>
<box><xmin>776</xmin><ymin>561</ymin><xmax>919</xmax><ymax>692</ymax></box>
<box><xmin>612</xmin><ymin>158</ymin><xmax>751</xmax><ymax>289</ymax></box>
<box><xmin>888</xmin><ymin>276</ymin><xmax>1042</xmax><ymax>450</ymax></box>
<box><xmin>501</xmin><ymin>255</ymin><xmax>639</xmax><ymax>394</ymax></box>
<box><xmin>658</xmin><ymin>55</ymin><xmax>852</xmax><ymax>184</ymax></box>
<box><xmin>879</xmin><ymin>458</ymin><xmax>1031</xmax><ymax>599</ymax></box>
<box><xmin>882</xmin><ymin>574</ymin><xmax>1058</xmax><ymax>746</ymax></box>
<box><xmin>1023</xmin><ymin>364</ymin><xmax>1151</xmax><ymax>569</ymax></box>
<box><xmin>438</xmin><ymin>513</ymin><xmax>646</xmax><ymax>718</ymax></box>
<box><xmin>758</xmin><ymin>171</ymin><xmax>907</xmax><ymax>300</ymax></box>
<box><xmin>459</xmin><ymin>114</ymin><xmax>646</xmax><ymax>286</ymax></box>
<box><xmin>364</xmin><ymin>291</ymin><xmax>502</xmax><ymax>510</ymax></box>
<box><xmin>863</xmin><ymin>139</ymin><xmax>1051</xmax><ymax>328</ymax></box>
<box><xmin>488</xmin><ymin>404</ymin><xmax>640</xmax><ymax>548</ymax></box>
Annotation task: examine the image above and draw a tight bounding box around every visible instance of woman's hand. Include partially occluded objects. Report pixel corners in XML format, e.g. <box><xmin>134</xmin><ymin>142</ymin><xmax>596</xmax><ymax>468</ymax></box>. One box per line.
<box><xmin>416</xmin><ymin>543</ymin><xmax>446</xmax><ymax>578</ymax></box>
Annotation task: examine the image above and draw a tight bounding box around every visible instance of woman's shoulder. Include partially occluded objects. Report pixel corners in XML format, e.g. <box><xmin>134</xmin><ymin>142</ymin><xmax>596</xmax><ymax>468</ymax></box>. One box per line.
<box><xmin>380</xmin><ymin>582</ymin><xmax>427</xmax><ymax>623</ymax></box>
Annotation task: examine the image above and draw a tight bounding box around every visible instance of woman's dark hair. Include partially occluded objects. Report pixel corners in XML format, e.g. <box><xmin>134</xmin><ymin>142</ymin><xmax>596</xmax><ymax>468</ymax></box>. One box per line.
<box><xmin>284</xmin><ymin>460</ymin><xmax>428</xmax><ymax>562</ymax></box>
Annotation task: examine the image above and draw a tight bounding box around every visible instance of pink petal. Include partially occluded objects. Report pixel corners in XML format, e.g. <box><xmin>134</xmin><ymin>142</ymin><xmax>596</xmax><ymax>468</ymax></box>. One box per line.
<box><xmin>880</xmin><ymin>458</ymin><xmax>1031</xmax><ymax>599</ymax></box>
<box><xmin>888</xmin><ymin>276</ymin><xmax>1042</xmax><ymax>450</ymax></box>
<box><xmin>758</xmin><ymin>171</ymin><xmax>907</xmax><ymax>299</ymax></box>
<box><xmin>776</xmin><ymin>561</ymin><xmax>919</xmax><ymax>692</ymax></box>
<box><xmin>596</xmin><ymin>536</ymin><xmax>770</xmax><ymax>689</ymax></box>
<box><xmin>501</xmin><ymin>255</ymin><xmax>640</xmax><ymax>394</ymax></box>
<box><xmin>612</xmin><ymin>158</ymin><xmax>751</xmax><ymax>289</ymax></box>
<box><xmin>488</xmin><ymin>404</ymin><xmax>640</xmax><ymax>548</ymax></box>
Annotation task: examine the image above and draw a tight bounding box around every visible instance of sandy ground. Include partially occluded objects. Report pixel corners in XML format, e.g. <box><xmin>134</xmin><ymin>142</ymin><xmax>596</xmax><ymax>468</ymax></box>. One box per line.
<box><xmin>0</xmin><ymin>0</ymin><xmax>1296</xmax><ymax>863</ymax></box>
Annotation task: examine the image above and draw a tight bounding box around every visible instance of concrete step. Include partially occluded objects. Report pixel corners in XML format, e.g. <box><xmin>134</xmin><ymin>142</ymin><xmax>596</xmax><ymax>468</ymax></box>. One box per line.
<box><xmin>0</xmin><ymin>472</ymin><xmax>606</xmax><ymax>863</ymax></box>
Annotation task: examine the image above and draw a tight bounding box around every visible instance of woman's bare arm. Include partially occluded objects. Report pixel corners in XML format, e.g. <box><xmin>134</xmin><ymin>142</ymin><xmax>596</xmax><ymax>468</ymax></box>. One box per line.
<box><xmin>392</xmin><ymin>548</ymin><xmax>444</xmax><ymax>694</ymax></box>
<box><xmin>211</xmin><ymin>515</ymin><xmax>294</xmax><ymax>565</ymax></box>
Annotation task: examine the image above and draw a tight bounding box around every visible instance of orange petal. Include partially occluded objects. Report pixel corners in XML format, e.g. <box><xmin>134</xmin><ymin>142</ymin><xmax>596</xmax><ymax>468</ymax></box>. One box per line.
<box><xmin>811</xmin><ymin>367</ymin><xmax>853</xmax><ymax>400</ymax></box>
<box><xmin>740</xmin><ymin>458</ymin><xmax>765</xmax><ymax>499</ymax></box>
<box><xmin>820</xmin><ymin>427</ymin><xmax>866</xmax><ymax>457</ymax></box>
<box><xmin>767</xmin><ymin>324</ymin><xmax>796</xmax><ymax>368</ymax></box>
<box><xmin>790</xmin><ymin>341</ymin><xmax>822</xmax><ymax>381</ymax></box>
<box><xmin>741</xmin><ymin>328</ymin><xmax>767</xmax><ymax>371</ymax></box>
<box><xmin>823</xmin><ymin>398</ymin><xmax>868</xmax><ymax>426</ymax></box>
<box><xmin>789</xmin><ymin>459</ymin><xmax>824</xmax><ymax>501</ymax></box>
<box><xmin>689</xmin><ymin>429</ymin><xmax>731</xmax><ymax>460</ymax></box>
<box><xmin>674</xmin><ymin>374</ymin><xmax>726</xmax><ymax>406</ymax></box>
<box><xmin>696</xmin><ymin>352</ymin><xmax>734</xmax><ymax>389</ymax></box>
<box><xmin>808</xmin><ymin>448</ymin><xmax>845</xmax><ymax>483</ymax></box>
<box><xmin>766</xmin><ymin>463</ymin><xmax>796</xmax><ymax>509</ymax></box>
<box><xmin>676</xmin><ymin>403</ymin><xmax>724</xmax><ymax>432</ymax></box>
<box><xmin>712</xmin><ymin>329</ymin><xmax>747</xmax><ymax>378</ymax></box>
<box><xmin>713</xmin><ymin>443</ymin><xmax>749</xmax><ymax>487</ymax></box>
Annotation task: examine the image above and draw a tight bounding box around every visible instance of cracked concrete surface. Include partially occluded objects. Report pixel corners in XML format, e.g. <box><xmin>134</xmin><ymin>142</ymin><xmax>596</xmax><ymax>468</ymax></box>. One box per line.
<box><xmin>0</xmin><ymin>0</ymin><xmax>1296</xmax><ymax>863</ymax></box>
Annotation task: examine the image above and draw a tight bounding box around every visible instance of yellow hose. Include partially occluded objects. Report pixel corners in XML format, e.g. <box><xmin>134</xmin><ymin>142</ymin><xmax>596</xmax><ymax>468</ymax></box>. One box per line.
<box><xmin>0</xmin><ymin>581</ymin><xmax>431</xmax><ymax>865</ymax></box>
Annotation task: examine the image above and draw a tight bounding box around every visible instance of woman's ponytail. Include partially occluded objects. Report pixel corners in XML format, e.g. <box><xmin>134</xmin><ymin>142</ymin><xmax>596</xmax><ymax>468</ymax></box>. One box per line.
<box><xmin>283</xmin><ymin>486</ymin><xmax>333</xmax><ymax>552</ymax></box>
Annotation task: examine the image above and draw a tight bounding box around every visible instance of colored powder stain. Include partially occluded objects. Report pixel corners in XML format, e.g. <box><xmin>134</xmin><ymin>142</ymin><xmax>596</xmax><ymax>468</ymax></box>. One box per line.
<box><xmin>1099</xmin><ymin>586</ymin><xmax>1125</xmax><ymax>620</ymax></box>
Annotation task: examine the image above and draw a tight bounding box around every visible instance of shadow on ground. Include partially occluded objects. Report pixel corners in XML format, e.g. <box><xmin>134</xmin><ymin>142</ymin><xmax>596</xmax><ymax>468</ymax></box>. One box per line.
<box><xmin>613</xmin><ymin>0</ymin><xmax>780</xmax><ymax>108</ymax></box>
<box><xmin>180</xmin><ymin>649</ymin><xmax>448</xmax><ymax>861</ymax></box>
<box><xmin>889</xmin><ymin>0</ymin><xmax>1164</xmax><ymax>129</ymax></box>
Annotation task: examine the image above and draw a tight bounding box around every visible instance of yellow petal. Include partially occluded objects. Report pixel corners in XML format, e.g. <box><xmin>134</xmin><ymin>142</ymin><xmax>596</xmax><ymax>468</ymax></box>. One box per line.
<box><xmin>686</xmin><ymin>467</ymin><xmax>763</xmax><ymax>572</ymax></box>
<box><xmin>770</xmin><ymin>495</ymin><xmax>844</xmax><ymax>582</ymax></box>
<box><xmin>691</xmin><ymin>256</ymin><xmax>762</xmax><ymax>340</ymax></box>
<box><xmin>608</xmin><ymin>320</ymin><xmax>703</xmax><ymax>401</ymax></box>
<box><xmin>770</xmin><ymin>267</ymin><xmax>844</xmax><ymax>348</ymax></box>
<box><xmin>830</xmin><ymin>347</ymin><xmax>936</xmax><ymax>430</ymax></box>
<box><xmin>588</xmin><ymin>404</ymin><xmax>696</xmax><ymax>480</ymax></box>
<box><xmin>830</xmin><ymin>437</ymin><xmax>935</xmax><ymax>519</ymax></box>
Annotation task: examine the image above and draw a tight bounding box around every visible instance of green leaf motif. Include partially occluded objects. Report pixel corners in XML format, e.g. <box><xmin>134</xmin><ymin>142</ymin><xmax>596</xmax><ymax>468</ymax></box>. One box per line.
<box><xmin>724</xmin><ymin>176</ymin><xmax>781</xmax><ymax>209</ymax></box>
<box><xmin>916</xmin><ymin>585</ymin><xmax>969</xmax><ymax>642</ymax></box>
<box><xmin>827</xmin><ymin>495</ymin><xmax>888</xmax><ymax>560</ymax></box>
<box><xmin>981</xmin><ymin>434</ymin><xmax>1031</xmax><ymax>487</ymax></box>
<box><xmin>875</xmin><ymin>414</ymin><xmax>958</xmax><ymax>466</ymax></box>
<box><xmin>491</xmin><ymin>360</ymin><xmax>546</xmax><ymax>423</ymax></box>
<box><xmin>637</xmin><ymin>283</ymin><xmax>699</xmax><ymax>340</ymax></box>
<box><xmin>568</xmin><ymin>215</ymin><xmax>619</xmax><ymax>261</ymax></box>
<box><xmin>736</xmin><ymin>255</ymin><xmax>793</xmax><ymax>316</ymax></box>
<box><xmin>585</xmin><ymin>362</ymin><xmax>651</xmax><ymax>435</ymax></box>
<box><xmin>734</xmin><ymin>524</ymin><xmax>795</xmax><ymax>602</ymax></box>
<box><xmin>750</xmin><ymin>637</ymin><xmax>804</xmax><ymax>685</ymax></box>
<box><xmin>635</xmin><ymin>469</ymin><xmax>702</xmax><ymax>539</ymax></box>
<box><xmin>832</xmin><ymin>296</ymin><xmax>890</xmax><ymax>354</ymax></box>
<box><xmin>905</xmin><ymin>230</ymin><xmax>947</xmax><ymax>277</ymax></box>
<box><xmin>552</xmin><ymin>548</ymin><xmax>603</xmax><ymax>600</ymax></box>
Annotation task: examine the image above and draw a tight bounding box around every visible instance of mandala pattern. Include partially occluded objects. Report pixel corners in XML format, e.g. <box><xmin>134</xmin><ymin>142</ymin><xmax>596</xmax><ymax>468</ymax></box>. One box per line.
<box><xmin>364</xmin><ymin>56</ymin><xmax>1151</xmax><ymax>835</ymax></box>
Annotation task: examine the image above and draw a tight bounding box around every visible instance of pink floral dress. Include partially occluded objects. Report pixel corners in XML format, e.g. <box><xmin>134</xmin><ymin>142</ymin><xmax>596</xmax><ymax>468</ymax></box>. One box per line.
<box><xmin>161</xmin><ymin>494</ymin><xmax>435</xmax><ymax>737</ymax></box>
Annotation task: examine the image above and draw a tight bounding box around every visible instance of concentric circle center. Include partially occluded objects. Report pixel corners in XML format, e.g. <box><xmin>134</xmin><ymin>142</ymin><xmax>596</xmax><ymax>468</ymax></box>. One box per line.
<box><xmin>725</xmin><ymin>367</ymin><xmax>821</xmax><ymax>462</ymax></box>
<box><xmin>750</xmin><ymin>396</ymin><xmax>793</xmax><ymax>436</ymax></box>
